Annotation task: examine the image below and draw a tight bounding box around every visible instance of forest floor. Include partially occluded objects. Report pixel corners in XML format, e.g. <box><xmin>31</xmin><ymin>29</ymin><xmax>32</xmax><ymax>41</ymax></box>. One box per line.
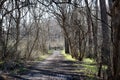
<box><xmin>6</xmin><ymin>50</ymin><xmax>98</xmax><ymax>80</ymax></box>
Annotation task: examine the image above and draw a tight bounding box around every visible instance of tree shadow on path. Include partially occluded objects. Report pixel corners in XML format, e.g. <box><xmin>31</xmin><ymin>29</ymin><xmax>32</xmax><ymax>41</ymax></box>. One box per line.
<box><xmin>8</xmin><ymin>51</ymin><xmax>98</xmax><ymax>80</ymax></box>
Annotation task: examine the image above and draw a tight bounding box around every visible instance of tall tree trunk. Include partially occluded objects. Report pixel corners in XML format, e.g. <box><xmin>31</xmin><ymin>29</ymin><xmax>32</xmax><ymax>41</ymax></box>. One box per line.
<box><xmin>94</xmin><ymin>0</ymin><xmax>101</xmax><ymax>77</ymax></box>
<box><xmin>0</xmin><ymin>19</ymin><xmax>3</xmax><ymax>60</ymax></box>
<box><xmin>15</xmin><ymin>17</ymin><xmax>20</xmax><ymax>51</ymax></box>
<box><xmin>99</xmin><ymin>0</ymin><xmax>111</xmax><ymax>78</ymax></box>
<box><xmin>15</xmin><ymin>0</ymin><xmax>21</xmax><ymax>52</ymax></box>
<box><xmin>0</xmin><ymin>19</ymin><xmax>2</xmax><ymax>43</ymax></box>
<box><xmin>65</xmin><ymin>37</ymin><xmax>69</xmax><ymax>53</ymax></box>
<box><xmin>111</xmin><ymin>0</ymin><xmax>120</xmax><ymax>79</ymax></box>
<box><xmin>85</xmin><ymin>0</ymin><xmax>92</xmax><ymax>58</ymax></box>
<box><xmin>78</xmin><ymin>29</ymin><xmax>82</xmax><ymax>61</ymax></box>
<box><xmin>108</xmin><ymin>0</ymin><xmax>113</xmax><ymax>79</ymax></box>
<box><xmin>93</xmin><ymin>0</ymin><xmax>98</xmax><ymax>59</ymax></box>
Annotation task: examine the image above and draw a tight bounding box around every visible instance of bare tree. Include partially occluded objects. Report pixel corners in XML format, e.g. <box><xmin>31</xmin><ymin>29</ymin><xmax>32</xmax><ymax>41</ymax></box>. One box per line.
<box><xmin>99</xmin><ymin>0</ymin><xmax>111</xmax><ymax>78</ymax></box>
<box><xmin>111</xmin><ymin>0</ymin><xmax>120</xmax><ymax>79</ymax></box>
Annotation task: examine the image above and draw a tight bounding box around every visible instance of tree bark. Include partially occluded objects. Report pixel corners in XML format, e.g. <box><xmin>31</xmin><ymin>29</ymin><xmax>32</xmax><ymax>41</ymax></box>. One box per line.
<box><xmin>99</xmin><ymin>0</ymin><xmax>111</xmax><ymax>78</ymax></box>
<box><xmin>85</xmin><ymin>0</ymin><xmax>92</xmax><ymax>58</ymax></box>
<box><xmin>0</xmin><ymin>19</ymin><xmax>3</xmax><ymax>60</ymax></box>
<box><xmin>93</xmin><ymin>0</ymin><xmax>98</xmax><ymax>59</ymax></box>
<box><xmin>65</xmin><ymin>37</ymin><xmax>69</xmax><ymax>54</ymax></box>
<box><xmin>109</xmin><ymin>0</ymin><xmax>112</xmax><ymax>11</ymax></box>
<box><xmin>15</xmin><ymin>0</ymin><xmax>21</xmax><ymax>52</ymax></box>
<box><xmin>111</xmin><ymin>0</ymin><xmax>120</xmax><ymax>79</ymax></box>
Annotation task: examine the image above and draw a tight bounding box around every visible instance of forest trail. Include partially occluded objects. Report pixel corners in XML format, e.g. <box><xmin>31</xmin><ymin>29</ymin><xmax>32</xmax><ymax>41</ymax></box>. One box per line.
<box><xmin>9</xmin><ymin>50</ymin><xmax>86</xmax><ymax>80</ymax></box>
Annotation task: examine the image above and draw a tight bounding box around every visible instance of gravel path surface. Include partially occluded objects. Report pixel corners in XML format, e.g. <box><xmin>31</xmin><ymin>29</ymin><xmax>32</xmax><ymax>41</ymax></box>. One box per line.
<box><xmin>9</xmin><ymin>50</ymin><xmax>86</xmax><ymax>80</ymax></box>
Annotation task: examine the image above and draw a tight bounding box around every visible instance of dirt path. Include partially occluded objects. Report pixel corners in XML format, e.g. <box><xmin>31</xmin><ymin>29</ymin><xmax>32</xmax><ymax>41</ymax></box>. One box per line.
<box><xmin>9</xmin><ymin>50</ymin><xmax>86</xmax><ymax>80</ymax></box>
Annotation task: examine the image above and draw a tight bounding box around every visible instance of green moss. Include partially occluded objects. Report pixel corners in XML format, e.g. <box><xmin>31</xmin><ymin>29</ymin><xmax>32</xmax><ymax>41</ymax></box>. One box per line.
<box><xmin>61</xmin><ymin>50</ymin><xmax>76</xmax><ymax>61</ymax></box>
<box><xmin>61</xmin><ymin>50</ymin><xmax>98</xmax><ymax>77</ymax></box>
<box><xmin>60</xmin><ymin>50</ymin><xmax>98</xmax><ymax>79</ymax></box>
<box><xmin>75</xmin><ymin>58</ymin><xmax>97</xmax><ymax>77</ymax></box>
<box><xmin>81</xmin><ymin>64</ymin><xmax>98</xmax><ymax>75</ymax></box>
<box><xmin>48</xmin><ymin>50</ymin><xmax>53</xmax><ymax>54</ymax></box>
<box><xmin>0</xmin><ymin>61</ymin><xmax>3</xmax><ymax>64</ymax></box>
<box><xmin>36</xmin><ymin>50</ymin><xmax>53</xmax><ymax>61</ymax></box>
<box><xmin>37</xmin><ymin>54</ymin><xmax>50</xmax><ymax>61</ymax></box>
<box><xmin>86</xmin><ymin>77</ymin><xmax>98</xmax><ymax>80</ymax></box>
<box><xmin>83</xmin><ymin>58</ymin><xmax>95</xmax><ymax>64</ymax></box>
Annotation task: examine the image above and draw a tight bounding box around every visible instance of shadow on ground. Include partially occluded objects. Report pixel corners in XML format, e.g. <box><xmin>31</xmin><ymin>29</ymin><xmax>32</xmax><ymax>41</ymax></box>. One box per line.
<box><xmin>7</xmin><ymin>51</ymin><xmax>98</xmax><ymax>80</ymax></box>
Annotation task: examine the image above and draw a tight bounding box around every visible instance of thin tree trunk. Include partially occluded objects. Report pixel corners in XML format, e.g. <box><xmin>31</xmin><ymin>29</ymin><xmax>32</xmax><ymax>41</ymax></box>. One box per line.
<box><xmin>0</xmin><ymin>19</ymin><xmax>3</xmax><ymax>60</ymax></box>
<box><xmin>27</xmin><ymin>29</ymin><xmax>39</xmax><ymax>60</ymax></box>
<box><xmin>85</xmin><ymin>0</ymin><xmax>92</xmax><ymax>58</ymax></box>
<box><xmin>15</xmin><ymin>0</ymin><xmax>21</xmax><ymax>52</ymax></box>
<box><xmin>94</xmin><ymin>0</ymin><xmax>98</xmax><ymax>60</ymax></box>
<box><xmin>0</xmin><ymin>19</ymin><xmax>2</xmax><ymax>41</ymax></box>
<box><xmin>98</xmin><ymin>62</ymin><xmax>102</xmax><ymax>77</ymax></box>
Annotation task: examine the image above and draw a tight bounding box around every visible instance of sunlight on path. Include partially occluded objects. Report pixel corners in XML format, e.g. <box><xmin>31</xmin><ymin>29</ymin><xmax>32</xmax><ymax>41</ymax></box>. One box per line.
<box><xmin>40</xmin><ymin>50</ymin><xmax>61</xmax><ymax>65</ymax></box>
<box><xmin>14</xmin><ymin>50</ymin><xmax>83</xmax><ymax>80</ymax></box>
